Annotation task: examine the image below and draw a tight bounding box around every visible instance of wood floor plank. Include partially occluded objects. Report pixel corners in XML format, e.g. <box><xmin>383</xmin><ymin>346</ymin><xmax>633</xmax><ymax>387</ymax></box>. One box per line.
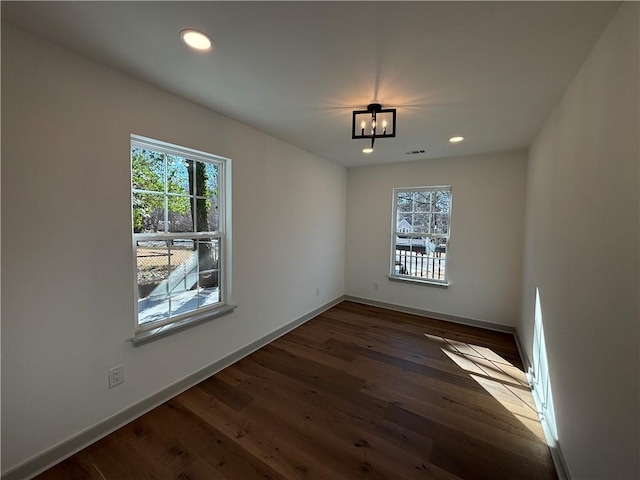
<box><xmin>177</xmin><ymin>387</ymin><xmax>344</xmax><ymax>480</ymax></box>
<box><xmin>197</xmin><ymin>376</ymin><xmax>254</xmax><ymax>411</ymax></box>
<box><xmin>212</xmin><ymin>366</ymin><xmax>251</xmax><ymax>387</ymax></box>
<box><xmin>269</xmin><ymin>335</ymin><xmax>354</xmax><ymax>373</ymax></box>
<box><xmin>234</xmin><ymin>355</ymin><xmax>435</xmax><ymax>463</ymax></box>
<box><xmin>36</xmin><ymin>301</ymin><xmax>557</xmax><ymax>480</ymax></box>
<box><xmin>350</xmin><ymin>355</ymin><xmax>542</xmax><ymax>430</ymax></box>
<box><xmin>386</xmin><ymin>403</ymin><xmax>555</xmax><ymax>480</ymax></box>
<box><xmin>241</xmin><ymin>386</ymin><xmax>431</xmax><ymax>479</ymax></box>
<box><xmin>335</xmin><ymin>303</ymin><xmax>523</xmax><ymax>365</ymax></box>
<box><xmin>362</xmin><ymin>379</ymin><xmax>550</xmax><ymax>457</ymax></box>
<box><xmin>36</xmin><ymin>456</ymin><xmax>107</xmax><ymax>480</ymax></box>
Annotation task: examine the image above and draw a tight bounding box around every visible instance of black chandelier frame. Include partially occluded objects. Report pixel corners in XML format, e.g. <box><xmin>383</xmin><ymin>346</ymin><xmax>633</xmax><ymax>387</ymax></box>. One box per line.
<box><xmin>352</xmin><ymin>103</ymin><xmax>397</xmax><ymax>150</ymax></box>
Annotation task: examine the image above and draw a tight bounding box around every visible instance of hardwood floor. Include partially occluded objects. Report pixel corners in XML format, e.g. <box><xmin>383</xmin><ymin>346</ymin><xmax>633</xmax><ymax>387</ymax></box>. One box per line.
<box><xmin>37</xmin><ymin>301</ymin><xmax>557</xmax><ymax>479</ymax></box>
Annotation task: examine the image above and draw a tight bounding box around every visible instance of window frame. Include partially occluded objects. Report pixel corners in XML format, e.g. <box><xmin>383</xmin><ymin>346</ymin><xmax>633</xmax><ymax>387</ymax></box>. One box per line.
<box><xmin>130</xmin><ymin>134</ymin><xmax>233</xmax><ymax>343</ymax></box>
<box><xmin>389</xmin><ymin>185</ymin><xmax>452</xmax><ymax>286</ymax></box>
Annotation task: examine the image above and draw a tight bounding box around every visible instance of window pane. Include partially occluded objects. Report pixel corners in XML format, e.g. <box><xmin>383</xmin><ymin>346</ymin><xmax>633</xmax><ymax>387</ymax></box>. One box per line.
<box><xmin>196</xmin><ymin>162</ymin><xmax>219</xmax><ymax>197</ymax></box>
<box><xmin>166</xmin><ymin>240</ymin><xmax>199</xmax><ymax>318</ymax></box>
<box><xmin>195</xmin><ymin>197</ymin><xmax>219</xmax><ymax>232</ymax></box>
<box><xmin>412</xmin><ymin>213</ymin><xmax>430</xmax><ymax>233</ymax></box>
<box><xmin>137</xmin><ymin>241</ymin><xmax>169</xmax><ymax>297</ymax></box>
<box><xmin>199</xmin><ymin>282</ymin><xmax>220</xmax><ymax>307</ymax></box>
<box><xmin>413</xmin><ymin>191</ymin><xmax>431</xmax><ymax>212</ymax></box>
<box><xmin>198</xmin><ymin>229</ymin><xmax>221</xmax><ymax>307</ymax></box>
<box><xmin>395</xmin><ymin>235</ymin><xmax>408</xmax><ymax>250</ymax></box>
<box><xmin>198</xmin><ymin>239</ymin><xmax>220</xmax><ymax>273</ymax></box>
<box><xmin>397</xmin><ymin>212</ymin><xmax>412</xmax><ymax>232</ymax></box>
<box><xmin>394</xmin><ymin>238</ymin><xmax>422</xmax><ymax>277</ymax></box>
<box><xmin>397</xmin><ymin>193</ymin><xmax>412</xmax><ymax>212</ymax></box>
<box><xmin>167</xmin><ymin>196</ymin><xmax>194</xmax><ymax>232</ymax></box>
<box><xmin>170</xmin><ymin>290</ymin><xmax>199</xmax><ymax>317</ymax></box>
<box><xmin>433</xmin><ymin>190</ymin><xmax>451</xmax><ymax>213</ymax></box>
<box><xmin>132</xmin><ymin>148</ymin><xmax>165</xmax><ymax>193</ymax></box>
<box><xmin>199</xmin><ymin>271</ymin><xmax>219</xmax><ymax>290</ymax></box>
<box><xmin>406</xmin><ymin>237</ymin><xmax>422</xmax><ymax>254</ymax></box>
<box><xmin>167</xmin><ymin>155</ymin><xmax>192</xmax><ymax>196</ymax></box>
<box><xmin>138</xmin><ymin>299</ymin><xmax>170</xmax><ymax>325</ymax></box>
<box><xmin>167</xmin><ymin>240</ymin><xmax>197</xmax><ymax>295</ymax></box>
<box><xmin>432</xmin><ymin>213</ymin><xmax>450</xmax><ymax>234</ymax></box>
<box><xmin>137</xmin><ymin>240</ymin><xmax>170</xmax><ymax>324</ymax></box>
<box><xmin>133</xmin><ymin>192</ymin><xmax>165</xmax><ymax>233</ymax></box>
<box><xmin>428</xmin><ymin>237</ymin><xmax>447</xmax><ymax>281</ymax></box>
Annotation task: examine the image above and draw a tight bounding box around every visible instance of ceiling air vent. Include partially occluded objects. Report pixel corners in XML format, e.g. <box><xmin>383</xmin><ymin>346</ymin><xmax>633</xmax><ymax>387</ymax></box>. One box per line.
<box><xmin>405</xmin><ymin>149</ymin><xmax>426</xmax><ymax>155</ymax></box>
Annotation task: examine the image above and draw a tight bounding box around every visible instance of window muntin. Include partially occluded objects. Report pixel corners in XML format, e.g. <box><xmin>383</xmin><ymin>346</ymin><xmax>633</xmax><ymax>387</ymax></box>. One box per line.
<box><xmin>391</xmin><ymin>186</ymin><xmax>452</xmax><ymax>284</ymax></box>
<box><xmin>131</xmin><ymin>136</ymin><xmax>228</xmax><ymax>330</ymax></box>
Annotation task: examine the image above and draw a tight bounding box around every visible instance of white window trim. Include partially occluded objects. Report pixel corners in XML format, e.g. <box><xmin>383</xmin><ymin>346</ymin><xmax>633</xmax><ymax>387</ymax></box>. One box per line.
<box><xmin>130</xmin><ymin>134</ymin><xmax>234</xmax><ymax>345</ymax></box>
<box><xmin>389</xmin><ymin>185</ymin><xmax>452</xmax><ymax>287</ymax></box>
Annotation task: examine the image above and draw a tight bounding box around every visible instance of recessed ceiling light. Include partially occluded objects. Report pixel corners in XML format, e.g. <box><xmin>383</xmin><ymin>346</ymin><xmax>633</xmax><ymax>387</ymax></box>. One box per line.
<box><xmin>362</xmin><ymin>148</ymin><xmax>374</xmax><ymax>154</ymax></box>
<box><xmin>180</xmin><ymin>29</ymin><xmax>213</xmax><ymax>51</ymax></box>
<box><xmin>449</xmin><ymin>136</ymin><xmax>464</xmax><ymax>143</ymax></box>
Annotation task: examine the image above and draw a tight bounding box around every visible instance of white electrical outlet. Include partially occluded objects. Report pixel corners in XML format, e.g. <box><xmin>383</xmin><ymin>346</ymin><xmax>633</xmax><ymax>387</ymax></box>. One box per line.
<box><xmin>108</xmin><ymin>365</ymin><xmax>124</xmax><ymax>388</ymax></box>
<box><xmin>315</xmin><ymin>287</ymin><xmax>320</xmax><ymax>296</ymax></box>
<box><xmin>373</xmin><ymin>281</ymin><xmax>379</xmax><ymax>290</ymax></box>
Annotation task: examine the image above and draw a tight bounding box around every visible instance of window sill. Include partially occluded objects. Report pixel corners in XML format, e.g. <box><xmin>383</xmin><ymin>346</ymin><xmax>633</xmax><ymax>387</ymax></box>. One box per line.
<box><xmin>131</xmin><ymin>304</ymin><xmax>237</xmax><ymax>346</ymax></box>
<box><xmin>386</xmin><ymin>275</ymin><xmax>450</xmax><ymax>288</ymax></box>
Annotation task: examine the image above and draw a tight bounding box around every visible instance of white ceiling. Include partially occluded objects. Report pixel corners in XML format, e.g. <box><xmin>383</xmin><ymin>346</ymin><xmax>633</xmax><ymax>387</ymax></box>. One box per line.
<box><xmin>2</xmin><ymin>1</ymin><xmax>619</xmax><ymax>167</ymax></box>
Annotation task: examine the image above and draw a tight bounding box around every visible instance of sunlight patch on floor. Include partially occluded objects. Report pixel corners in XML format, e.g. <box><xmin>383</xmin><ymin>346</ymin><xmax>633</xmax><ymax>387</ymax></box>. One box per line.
<box><xmin>425</xmin><ymin>333</ymin><xmax>546</xmax><ymax>441</ymax></box>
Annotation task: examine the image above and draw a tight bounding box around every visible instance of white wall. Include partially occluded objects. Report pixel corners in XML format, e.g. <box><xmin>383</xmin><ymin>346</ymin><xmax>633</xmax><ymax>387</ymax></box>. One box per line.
<box><xmin>520</xmin><ymin>3</ymin><xmax>639</xmax><ymax>478</ymax></box>
<box><xmin>1</xmin><ymin>24</ymin><xmax>346</xmax><ymax>473</ymax></box>
<box><xmin>346</xmin><ymin>151</ymin><xmax>527</xmax><ymax>327</ymax></box>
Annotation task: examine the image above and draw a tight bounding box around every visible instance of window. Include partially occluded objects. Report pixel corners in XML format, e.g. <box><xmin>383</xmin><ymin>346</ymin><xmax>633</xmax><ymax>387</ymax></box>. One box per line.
<box><xmin>390</xmin><ymin>186</ymin><xmax>452</xmax><ymax>285</ymax></box>
<box><xmin>131</xmin><ymin>135</ymin><xmax>232</xmax><ymax>340</ymax></box>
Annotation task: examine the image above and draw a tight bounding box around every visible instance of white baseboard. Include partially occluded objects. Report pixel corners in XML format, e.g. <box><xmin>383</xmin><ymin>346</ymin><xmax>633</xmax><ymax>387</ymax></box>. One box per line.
<box><xmin>2</xmin><ymin>296</ymin><xmax>345</xmax><ymax>480</ymax></box>
<box><xmin>344</xmin><ymin>295</ymin><xmax>516</xmax><ymax>334</ymax></box>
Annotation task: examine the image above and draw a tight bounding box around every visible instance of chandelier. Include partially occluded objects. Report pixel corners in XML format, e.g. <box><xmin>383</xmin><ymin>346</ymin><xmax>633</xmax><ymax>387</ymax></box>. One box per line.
<box><xmin>352</xmin><ymin>103</ymin><xmax>396</xmax><ymax>153</ymax></box>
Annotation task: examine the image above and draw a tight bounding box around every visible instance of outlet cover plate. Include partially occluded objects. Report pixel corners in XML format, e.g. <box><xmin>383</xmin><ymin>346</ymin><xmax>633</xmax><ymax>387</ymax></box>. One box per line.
<box><xmin>108</xmin><ymin>365</ymin><xmax>124</xmax><ymax>388</ymax></box>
